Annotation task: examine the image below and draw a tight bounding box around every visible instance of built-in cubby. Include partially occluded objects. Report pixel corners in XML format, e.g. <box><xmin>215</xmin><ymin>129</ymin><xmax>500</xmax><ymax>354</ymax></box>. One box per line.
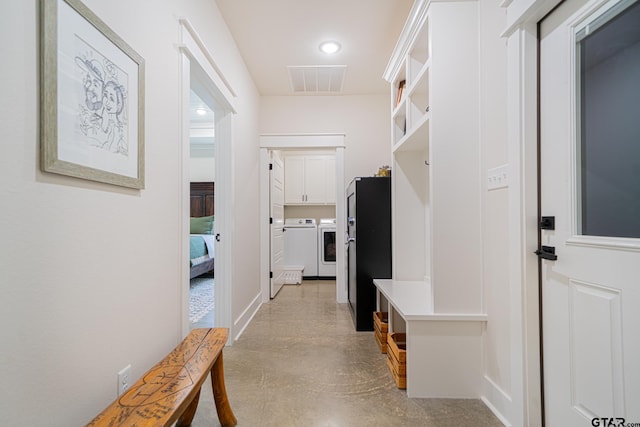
<box><xmin>392</xmin><ymin>98</ymin><xmax>407</xmax><ymax>146</ymax></box>
<box><xmin>392</xmin><ymin>150</ymin><xmax>430</xmax><ymax>283</ymax></box>
<box><xmin>378</xmin><ymin>0</ymin><xmax>486</xmax><ymax>399</ymax></box>
<box><xmin>408</xmin><ymin>17</ymin><xmax>429</xmax><ymax>83</ymax></box>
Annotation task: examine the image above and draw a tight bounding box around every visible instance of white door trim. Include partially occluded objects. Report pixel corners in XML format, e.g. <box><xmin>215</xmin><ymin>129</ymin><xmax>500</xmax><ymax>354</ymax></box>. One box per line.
<box><xmin>502</xmin><ymin>1</ymin><xmax>563</xmax><ymax>425</ymax></box>
<box><xmin>259</xmin><ymin>134</ymin><xmax>347</xmax><ymax>304</ymax></box>
<box><xmin>179</xmin><ymin>18</ymin><xmax>236</xmax><ymax>340</ymax></box>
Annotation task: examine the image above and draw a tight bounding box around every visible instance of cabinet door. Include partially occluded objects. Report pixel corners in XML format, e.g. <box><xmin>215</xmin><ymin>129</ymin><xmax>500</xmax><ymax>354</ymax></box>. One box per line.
<box><xmin>303</xmin><ymin>156</ymin><xmax>327</xmax><ymax>204</ymax></box>
<box><xmin>284</xmin><ymin>156</ymin><xmax>305</xmax><ymax>204</ymax></box>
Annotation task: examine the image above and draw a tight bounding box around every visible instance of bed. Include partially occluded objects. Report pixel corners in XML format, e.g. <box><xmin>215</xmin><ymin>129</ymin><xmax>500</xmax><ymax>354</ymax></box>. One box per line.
<box><xmin>190</xmin><ymin>182</ymin><xmax>215</xmax><ymax>279</ymax></box>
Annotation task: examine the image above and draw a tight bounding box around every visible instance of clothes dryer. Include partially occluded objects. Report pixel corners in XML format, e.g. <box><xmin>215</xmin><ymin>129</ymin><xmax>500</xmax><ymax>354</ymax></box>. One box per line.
<box><xmin>317</xmin><ymin>218</ymin><xmax>336</xmax><ymax>278</ymax></box>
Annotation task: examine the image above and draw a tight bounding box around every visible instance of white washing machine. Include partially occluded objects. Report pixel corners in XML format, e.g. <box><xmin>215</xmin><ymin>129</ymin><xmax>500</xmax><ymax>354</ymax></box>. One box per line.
<box><xmin>317</xmin><ymin>218</ymin><xmax>336</xmax><ymax>278</ymax></box>
<box><xmin>283</xmin><ymin>218</ymin><xmax>318</xmax><ymax>278</ymax></box>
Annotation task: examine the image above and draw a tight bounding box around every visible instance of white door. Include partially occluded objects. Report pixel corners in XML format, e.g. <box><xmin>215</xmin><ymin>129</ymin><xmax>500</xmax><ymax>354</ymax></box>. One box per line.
<box><xmin>540</xmin><ymin>0</ymin><xmax>640</xmax><ymax>425</ymax></box>
<box><xmin>270</xmin><ymin>150</ymin><xmax>286</xmax><ymax>298</ymax></box>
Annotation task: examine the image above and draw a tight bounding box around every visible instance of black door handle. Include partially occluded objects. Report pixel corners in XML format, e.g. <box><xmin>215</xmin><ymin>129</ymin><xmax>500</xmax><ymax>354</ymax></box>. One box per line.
<box><xmin>215</xmin><ymin>233</ymin><xmax>221</xmax><ymax>242</ymax></box>
<box><xmin>540</xmin><ymin>216</ymin><xmax>555</xmax><ymax>230</ymax></box>
<box><xmin>535</xmin><ymin>245</ymin><xmax>557</xmax><ymax>261</ymax></box>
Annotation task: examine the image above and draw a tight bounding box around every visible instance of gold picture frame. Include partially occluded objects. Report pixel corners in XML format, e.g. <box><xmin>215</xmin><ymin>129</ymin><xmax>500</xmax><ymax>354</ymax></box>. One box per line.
<box><xmin>41</xmin><ymin>0</ymin><xmax>145</xmax><ymax>189</ymax></box>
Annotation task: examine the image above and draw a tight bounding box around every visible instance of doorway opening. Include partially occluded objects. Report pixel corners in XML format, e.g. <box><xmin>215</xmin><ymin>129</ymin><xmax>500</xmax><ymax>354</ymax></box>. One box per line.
<box><xmin>188</xmin><ymin>86</ymin><xmax>216</xmax><ymax>329</ymax></box>
<box><xmin>268</xmin><ymin>148</ymin><xmax>338</xmax><ymax>298</ymax></box>
<box><xmin>259</xmin><ymin>134</ymin><xmax>346</xmax><ymax>305</ymax></box>
<box><xmin>180</xmin><ymin>19</ymin><xmax>236</xmax><ymax>338</ymax></box>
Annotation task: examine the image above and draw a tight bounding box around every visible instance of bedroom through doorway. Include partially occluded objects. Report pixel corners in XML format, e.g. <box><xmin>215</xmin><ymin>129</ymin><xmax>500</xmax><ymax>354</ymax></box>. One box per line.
<box><xmin>188</xmin><ymin>82</ymin><xmax>216</xmax><ymax>329</ymax></box>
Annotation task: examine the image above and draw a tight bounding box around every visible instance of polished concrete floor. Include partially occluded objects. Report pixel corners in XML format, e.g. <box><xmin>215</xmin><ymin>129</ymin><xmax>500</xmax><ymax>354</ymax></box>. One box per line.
<box><xmin>192</xmin><ymin>280</ymin><xmax>503</xmax><ymax>426</ymax></box>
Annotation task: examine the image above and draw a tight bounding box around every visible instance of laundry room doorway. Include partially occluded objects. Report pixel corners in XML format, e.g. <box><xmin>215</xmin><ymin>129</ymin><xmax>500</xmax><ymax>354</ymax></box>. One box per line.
<box><xmin>259</xmin><ymin>135</ymin><xmax>346</xmax><ymax>303</ymax></box>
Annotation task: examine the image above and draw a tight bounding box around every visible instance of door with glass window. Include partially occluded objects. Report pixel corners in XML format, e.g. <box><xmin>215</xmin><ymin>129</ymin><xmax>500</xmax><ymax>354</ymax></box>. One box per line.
<box><xmin>539</xmin><ymin>0</ymin><xmax>640</xmax><ymax>424</ymax></box>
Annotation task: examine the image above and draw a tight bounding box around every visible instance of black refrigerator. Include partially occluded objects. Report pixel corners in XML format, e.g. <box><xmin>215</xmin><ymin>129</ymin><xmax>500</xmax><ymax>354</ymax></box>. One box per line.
<box><xmin>346</xmin><ymin>177</ymin><xmax>392</xmax><ymax>331</ymax></box>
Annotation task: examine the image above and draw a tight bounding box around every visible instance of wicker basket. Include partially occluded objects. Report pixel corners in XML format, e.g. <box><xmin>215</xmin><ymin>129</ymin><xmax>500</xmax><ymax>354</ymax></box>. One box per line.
<box><xmin>386</xmin><ymin>332</ymin><xmax>407</xmax><ymax>389</ymax></box>
<box><xmin>373</xmin><ymin>312</ymin><xmax>389</xmax><ymax>353</ymax></box>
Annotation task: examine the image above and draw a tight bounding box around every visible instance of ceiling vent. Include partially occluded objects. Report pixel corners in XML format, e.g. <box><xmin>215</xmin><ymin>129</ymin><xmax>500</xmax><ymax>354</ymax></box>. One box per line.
<box><xmin>287</xmin><ymin>65</ymin><xmax>346</xmax><ymax>93</ymax></box>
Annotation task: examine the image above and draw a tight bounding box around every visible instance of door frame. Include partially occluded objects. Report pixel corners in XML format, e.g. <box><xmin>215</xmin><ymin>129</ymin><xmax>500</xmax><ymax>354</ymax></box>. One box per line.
<box><xmin>259</xmin><ymin>134</ymin><xmax>346</xmax><ymax>304</ymax></box>
<box><xmin>179</xmin><ymin>19</ymin><xmax>236</xmax><ymax>339</ymax></box>
<box><xmin>502</xmin><ymin>1</ymin><xmax>564</xmax><ymax>425</ymax></box>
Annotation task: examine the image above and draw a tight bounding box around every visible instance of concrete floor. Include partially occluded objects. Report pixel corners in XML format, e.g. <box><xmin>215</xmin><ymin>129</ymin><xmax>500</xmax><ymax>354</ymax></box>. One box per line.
<box><xmin>191</xmin><ymin>280</ymin><xmax>504</xmax><ymax>426</ymax></box>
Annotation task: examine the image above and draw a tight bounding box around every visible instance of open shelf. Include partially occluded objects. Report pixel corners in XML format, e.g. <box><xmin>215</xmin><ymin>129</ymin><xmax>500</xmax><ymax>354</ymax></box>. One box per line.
<box><xmin>392</xmin><ymin>112</ymin><xmax>429</xmax><ymax>153</ymax></box>
<box><xmin>408</xmin><ymin>17</ymin><xmax>429</xmax><ymax>85</ymax></box>
<box><xmin>392</xmin><ymin>99</ymin><xmax>407</xmax><ymax>146</ymax></box>
<box><xmin>392</xmin><ymin>49</ymin><xmax>429</xmax><ymax>152</ymax></box>
<box><xmin>408</xmin><ymin>62</ymin><xmax>430</xmax><ymax>130</ymax></box>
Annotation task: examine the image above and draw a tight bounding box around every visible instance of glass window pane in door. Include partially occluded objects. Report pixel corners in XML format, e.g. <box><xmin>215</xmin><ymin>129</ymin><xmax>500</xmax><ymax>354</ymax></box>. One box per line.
<box><xmin>577</xmin><ymin>0</ymin><xmax>640</xmax><ymax>238</ymax></box>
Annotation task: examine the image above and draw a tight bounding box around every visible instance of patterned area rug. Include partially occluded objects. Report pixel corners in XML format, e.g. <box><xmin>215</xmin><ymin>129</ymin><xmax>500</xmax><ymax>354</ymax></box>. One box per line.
<box><xmin>190</xmin><ymin>277</ymin><xmax>214</xmax><ymax>323</ymax></box>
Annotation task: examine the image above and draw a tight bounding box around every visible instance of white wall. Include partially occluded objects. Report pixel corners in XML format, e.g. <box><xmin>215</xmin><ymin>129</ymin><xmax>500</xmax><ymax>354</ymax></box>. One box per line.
<box><xmin>260</xmin><ymin>95</ymin><xmax>392</xmax><ymax>185</ymax></box>
<box><xmin>285</xmin><ymin>205</ymin><xmax>336</xmax><ymax>222</ymax></box>
<box><xmin>0</xmin><ymin>0</ymin><xmax>260</xmax><ymax>425</ymax></box>
<box><xmin>479</xmin><ymin>0</ymin><xmax>512</xmax><ymax>413</ymax></box>
<box><xmin>190</xmin><ymin>156</ymin><xmax>215</xmax><ymax>182</ymax></box>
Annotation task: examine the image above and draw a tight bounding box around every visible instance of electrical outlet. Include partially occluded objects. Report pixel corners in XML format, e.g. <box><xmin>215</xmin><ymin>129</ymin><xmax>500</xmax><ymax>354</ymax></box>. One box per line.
<box><xmin>117</xmin><ymin>365</ymin><xmax>131</xmax><ymax>396</ymax></box>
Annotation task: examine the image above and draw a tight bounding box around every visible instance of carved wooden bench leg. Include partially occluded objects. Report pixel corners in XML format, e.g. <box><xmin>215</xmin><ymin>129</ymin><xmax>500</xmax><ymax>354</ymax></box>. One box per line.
<box><xmin>211</xmin><ymin>352</ymin><xmax>237</xmax><ymax>427</ymax></box>
<box><xmin>176</xmin><ymin>388</ymin><xmax>201</xmax><ymax>427</ymax></box>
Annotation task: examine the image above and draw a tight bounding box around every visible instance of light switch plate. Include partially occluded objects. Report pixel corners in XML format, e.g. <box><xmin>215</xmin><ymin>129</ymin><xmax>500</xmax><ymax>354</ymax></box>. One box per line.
<box><xmin>487</xmin><ymin>164</ymin><xmax>509</xmax><ymax>190</ymax></box>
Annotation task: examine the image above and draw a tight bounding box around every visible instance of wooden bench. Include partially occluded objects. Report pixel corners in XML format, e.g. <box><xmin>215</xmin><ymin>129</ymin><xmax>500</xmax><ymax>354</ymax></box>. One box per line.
<box><xmin>87</xmin><ymin>328</ymin><xmax>237</xmax><ymax>427</ymax></box>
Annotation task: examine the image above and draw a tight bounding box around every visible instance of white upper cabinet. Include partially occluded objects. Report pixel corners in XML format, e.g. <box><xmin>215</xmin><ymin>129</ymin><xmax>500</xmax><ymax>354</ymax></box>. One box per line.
<box><xmin>284</xmin><ymin>156</ymin><xmax>305</xmax><ymax>203</ymax></box>
<box><xmin>284</xmin><ymin>154</ymin><xmax>336</xmax><ymax>205</ymax></box>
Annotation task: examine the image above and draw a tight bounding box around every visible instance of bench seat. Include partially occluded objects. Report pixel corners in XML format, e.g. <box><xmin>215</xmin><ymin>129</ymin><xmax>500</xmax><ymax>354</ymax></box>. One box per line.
<box><xmin>87</xmin><ymin>328</ymin><xmax>236</xmax><ymax>427</ymax></box>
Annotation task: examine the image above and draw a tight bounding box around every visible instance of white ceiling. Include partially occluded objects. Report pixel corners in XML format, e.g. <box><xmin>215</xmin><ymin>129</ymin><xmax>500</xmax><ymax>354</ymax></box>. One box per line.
<box><xmin>214</xmin><ymin>0</ymin><xmax>414</xmax><ymax>96</ymax></box>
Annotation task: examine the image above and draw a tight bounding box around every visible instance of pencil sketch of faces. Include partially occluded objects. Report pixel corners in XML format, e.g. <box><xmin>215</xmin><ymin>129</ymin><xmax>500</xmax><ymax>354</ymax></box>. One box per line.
<box><xmin>102</xmin><ymin>81</ymin><xmax>124</xmax><ymax>116</ymax></box>
<box><xmin>75</xmin><ymin>57</ymin><xmax>104</xmax><ymax>111</ymax></box>
<box><xmin>75</xmin><ymin>53</ymin><xmax>129</xmax><ymax>156</ymax></box>
<box><xmin>100</xmin><ymin>80</ymin><xmax>127</xmax><ymax>155</ymax></box>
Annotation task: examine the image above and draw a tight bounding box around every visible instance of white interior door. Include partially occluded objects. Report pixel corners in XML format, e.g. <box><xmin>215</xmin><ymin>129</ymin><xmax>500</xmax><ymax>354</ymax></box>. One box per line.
<box><xmin>270</xmin><ymin>150</ymin><xmax>285</xmax><ymax>298</ymax></box>
<box><xmin>540</xmin><ymin>0</ymin><xmax>640</xmax><ymax>425</ymax></box>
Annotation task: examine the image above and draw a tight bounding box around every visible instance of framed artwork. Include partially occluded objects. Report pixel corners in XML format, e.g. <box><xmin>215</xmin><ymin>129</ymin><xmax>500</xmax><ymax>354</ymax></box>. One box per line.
<box><xmin>41</xmin><ymin>0</ymin><xmax>145</xmax><ymax>189</ymax></box>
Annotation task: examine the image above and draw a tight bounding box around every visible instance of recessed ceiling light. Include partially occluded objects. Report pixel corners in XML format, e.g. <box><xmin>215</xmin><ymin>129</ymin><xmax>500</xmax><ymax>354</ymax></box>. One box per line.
<box><xmin>196</xmin><ymin>108</ymin><xmax>207</xmax><ymax>116</ymax></box>
<box><xmin>319</xmin><ymin>41</ymin><xmax>341</xmax><ymax>54</ymax></box>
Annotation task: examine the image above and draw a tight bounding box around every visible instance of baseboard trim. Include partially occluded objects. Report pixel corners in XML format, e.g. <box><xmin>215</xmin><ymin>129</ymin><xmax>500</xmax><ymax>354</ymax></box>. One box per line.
<box><xmin>481</xmin><ymin>375</ymin><xmax>512</xmax><ymax>426</ymax></box>
<box><xmin>232</xmin><ymin>292</ymin><xmax>261</xmax><ymax>341</ymax></box>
